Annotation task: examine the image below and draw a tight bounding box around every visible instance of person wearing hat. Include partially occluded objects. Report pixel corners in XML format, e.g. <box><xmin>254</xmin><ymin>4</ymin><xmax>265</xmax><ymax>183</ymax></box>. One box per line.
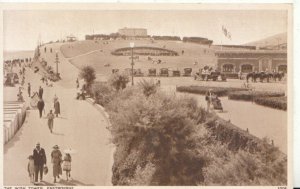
<box><xmin>51</xmin><ymin>145</ymin><xmax>62</xmax><ymax>183</ymax></box>
<box><xmin>33</xmin><ymin>142</ymin><xmax>47</xmax><ymax>183</ymax></box>
<box><xmin>53</xmin><ymin>95</ymin><xmax>60</xmax><ymax>117</ymax></box>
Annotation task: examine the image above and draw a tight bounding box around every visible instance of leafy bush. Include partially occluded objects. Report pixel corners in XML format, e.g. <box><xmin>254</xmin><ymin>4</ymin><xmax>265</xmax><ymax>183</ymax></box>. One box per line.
<box><xmin>108</xmin><ymin>73</ymin><xmax>130</xmax><ymax>91</ymax></box>
<box><xmin>176</xmin><ymin>86</ymin><xmax>246</xmax><ymax>97</ymax></box>
<box><xmin>228</xmin><ymin>91</ymin><xmax>285</xmax><ymax>101</ymax></box>
<box><xmin>91</xmin><ymin>82</ymin><xmax>115</xmax><ymax>106</ymax></box>
<box><xmin>107</xmin><ymin>88</ymin><xmax>208</xmax><ymax>185</ymax></box>
<box><xmin>254</xmin><ymin>96</ymin><xmax>287</xmax><ymax>111</ymax></box>
<box><xmin>137</xmin><ymin>79</ymin><xmax>158</xmax><ymax>97</ymax></box>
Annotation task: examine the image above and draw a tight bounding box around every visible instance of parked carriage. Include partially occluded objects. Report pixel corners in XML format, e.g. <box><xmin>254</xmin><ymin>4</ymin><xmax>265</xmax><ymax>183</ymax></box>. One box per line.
<box><xmin>172</xmin><ymin>70</ymin><xmax>181</xmax><ymax>77</ymax></box>
<box><xmin>148</xmin><ymin>68</ymin><xmax>157</xmax><ymax>77</ymax></box>
<box><xmin>182</xmin><ymin>68</ymin><xmax>192</xmax><ymax>77</ymax></box>
<box><xmin>159</xmin><ymin>68</ymin><xmax>169</xmax><ymax>77</ymax></box>
<box><xmin>135</xmin><ymin>69</ymin><xmax>144</xmax><ymax>77</ymax></box>
<box><xmin>195</xmin><ymin>70</ymin><xmax>226</xmax><ymax>81</ymax></box>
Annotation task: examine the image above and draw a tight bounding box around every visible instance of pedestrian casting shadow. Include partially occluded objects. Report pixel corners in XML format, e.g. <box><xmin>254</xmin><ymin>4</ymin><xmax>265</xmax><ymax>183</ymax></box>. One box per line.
<box><xmin>34</xmin><ymin>181</ymin><xmax>55</xmax><ymax>186</ymax></box>
<box><xmin>57</xmin><ymin>116</ymin><xmax>68</xmax><ymax>120</ymax></box>
<box><xmin>58</xmin><ymin>179</ymin><xmax>94</xmax><ymax>186</ymax></box>
<box><xmin>218</xmin><ymin>110</ymin><xmax>228</xmax><ymax>113</ymax></box>
<box><xmin>51</xmin><ymin>132</ymin><xmax>65</xmax><ymax>136</ymax></box>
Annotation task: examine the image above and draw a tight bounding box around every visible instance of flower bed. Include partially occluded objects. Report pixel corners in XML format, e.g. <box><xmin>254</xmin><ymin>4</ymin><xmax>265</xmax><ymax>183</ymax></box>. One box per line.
<box><xmin>228</xmin><ymin>91</ymin><xmax>285</xmax><ymax>101</ymax></box>
<box><xmin>176</xmin><ymin>86</ymin><xmax>247</xmax><ymax>97</ymax></box>
<box><xmin>254</xmin><ymin>96</ymin><xmax>287</xmax><ymax>111</ymax></box>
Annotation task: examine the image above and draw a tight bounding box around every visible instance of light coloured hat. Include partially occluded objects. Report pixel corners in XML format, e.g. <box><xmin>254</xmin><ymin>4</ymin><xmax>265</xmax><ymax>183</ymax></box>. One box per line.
<box><xmin>53</xmin><ymin>145</ymin><xmax>59</xmax><ymax>149</ymax></box>
<box><xmin>64</xmin><ymin>148</ymin><xmax>77</xmax><ymax>154</ymax></box>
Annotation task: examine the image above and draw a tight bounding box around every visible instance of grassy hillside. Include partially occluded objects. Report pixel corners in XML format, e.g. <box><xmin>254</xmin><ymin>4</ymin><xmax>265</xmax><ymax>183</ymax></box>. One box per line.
<box><xmin>244</xmin><ymin>32</ymin><xmax>287</xmax><ymax>49</ymax></box>
<box><xmin>60</xmin><ymin>40</ymin><xmax>217</xmax><ymax>75</ymax></box>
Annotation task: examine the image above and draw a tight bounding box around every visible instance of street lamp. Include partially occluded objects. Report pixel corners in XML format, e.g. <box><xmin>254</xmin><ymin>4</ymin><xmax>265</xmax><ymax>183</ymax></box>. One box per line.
<box><xmin>130</xmin><ymin>42</ymin><xmax>135</xmax><ymax>86</ymax></box>
<box><xmin>55</xmin><ymin>51</ymin><xmax>60</xmax><ymax>76</ymax></box>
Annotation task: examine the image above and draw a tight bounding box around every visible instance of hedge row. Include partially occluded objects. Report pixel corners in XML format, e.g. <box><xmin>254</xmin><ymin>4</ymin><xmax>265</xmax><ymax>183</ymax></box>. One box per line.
<box><xmin>228</xmin><ymin>91</ymin><xmax>285</xmax><ymax>101</ymax></box>
<box><xmin>204</xmin><ymin>114</ymin><xmax>277</xmax><ymax>153</ymax></box>
<box><xmin>176</xmin><ymin>86</ymin><xmax>247</xmax><ymax>97</ymax></box>
<box><xmin>254</xmin><ymin>96</ymin><xmax>287</xmax><ymax>111</ymax></box>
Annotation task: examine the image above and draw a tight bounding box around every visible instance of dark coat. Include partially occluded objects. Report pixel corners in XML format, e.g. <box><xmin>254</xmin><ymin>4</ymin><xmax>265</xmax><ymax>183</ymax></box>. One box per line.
<box><xmin>39</xmin><ymin>88</ymin><xmax>44</xmax><ymax>98</ymax></box>
<box><xmin>33</xmin><ymin>148</ymin><xmax>47</xmax><ymax>166</ymax></box>
<box><xmin>54</xmin><ymin>101</ymin><xmax>60</xmax><ymax>114</ymax></box>
<box><xmin>37</xmin><ymin>100</ymin><xmax>45</xmax><ymax>111</ymax></box>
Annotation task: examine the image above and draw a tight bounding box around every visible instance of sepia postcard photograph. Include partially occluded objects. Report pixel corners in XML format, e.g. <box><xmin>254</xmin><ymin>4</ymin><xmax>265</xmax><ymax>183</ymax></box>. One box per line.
<box><xmin>0</xmin><ymin>2</ymin><xmax>294</xmax><ymax>188</ymax></box>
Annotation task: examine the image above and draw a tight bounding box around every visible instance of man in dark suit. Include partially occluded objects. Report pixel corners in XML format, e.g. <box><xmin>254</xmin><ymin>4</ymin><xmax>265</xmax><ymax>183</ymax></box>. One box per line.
<box><xmin>33</xmin><ymin>142</ymin><xmax>47</xmax><ymax>183</ymax></box>
<box><xmin>37</xmin><ymin>98</ymin><xmax>45</xmax><ymax>118</ymax></box>
<box><xmin>38</xmin><ymin>86</ymin><xmax>43</xmax><ymax>99</ymax></box>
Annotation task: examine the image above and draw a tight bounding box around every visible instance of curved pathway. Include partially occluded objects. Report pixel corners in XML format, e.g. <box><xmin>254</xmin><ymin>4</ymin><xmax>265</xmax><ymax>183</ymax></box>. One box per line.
<box><xmin>4</xmin><ymin>43</ymin><xmax>113</xmax><ymax>186</ymax></box>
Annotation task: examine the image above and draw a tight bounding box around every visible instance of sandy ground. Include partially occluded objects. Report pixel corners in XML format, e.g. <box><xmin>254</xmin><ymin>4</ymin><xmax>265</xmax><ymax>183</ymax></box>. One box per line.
<box><xmin>4</xmin><ymin>44</ymin><xmax>114</xmax><ymax>186</ymax></box>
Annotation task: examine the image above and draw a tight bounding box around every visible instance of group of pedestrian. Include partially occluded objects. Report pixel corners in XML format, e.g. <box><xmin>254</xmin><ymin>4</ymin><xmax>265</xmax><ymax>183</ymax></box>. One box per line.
<box><xmin>27</xmin><ymin>142</ymin><xmax>72</xmax><ymax>184</ymax></box>
<box><xmin>29</xmin><ymin>84</ymin><xmax>60</xmax><ymax>133</ymax></box>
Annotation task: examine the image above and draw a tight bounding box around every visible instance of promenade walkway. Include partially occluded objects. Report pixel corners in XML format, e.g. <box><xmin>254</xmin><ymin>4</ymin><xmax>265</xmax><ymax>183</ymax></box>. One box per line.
<box><xmin>4</xmin><ymin>43</ymin><xmax>113</xmax><ymax>186</ymax></box>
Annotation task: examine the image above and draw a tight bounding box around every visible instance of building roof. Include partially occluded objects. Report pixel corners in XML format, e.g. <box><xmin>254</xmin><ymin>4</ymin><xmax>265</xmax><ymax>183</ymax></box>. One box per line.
<box><xmin>215</xmin><ymin>49</ymin><xmax>287</xmax><ymax>54</ymax></box>
<box><xmin>119</xmin><ymin>27</ymin><xmax>147</xmax><ymax>30</ymax></box>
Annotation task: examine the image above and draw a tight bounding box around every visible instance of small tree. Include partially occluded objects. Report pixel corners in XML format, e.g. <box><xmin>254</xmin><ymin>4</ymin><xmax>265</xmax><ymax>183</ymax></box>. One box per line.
<box><xmin>108</xmin><ymin>73</ymin><xmax>130</xmax><ymax>91</ymax></box>
<box><xmin>79</xmin><ymin>66</ymin><xmax>96</xmax><ymax>94</ymax></box>
<box><xmin>138</xmin><ymin>79</ymin><xmax>157</xmax><ymax>97</ymax></box>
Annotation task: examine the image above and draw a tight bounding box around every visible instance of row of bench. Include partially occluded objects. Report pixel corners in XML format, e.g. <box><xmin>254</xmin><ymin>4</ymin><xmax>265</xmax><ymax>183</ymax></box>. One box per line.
<box><xmin>3</xmin><ymin>101</ymin><xmax>27</xmax><ymax>144</ymax></box>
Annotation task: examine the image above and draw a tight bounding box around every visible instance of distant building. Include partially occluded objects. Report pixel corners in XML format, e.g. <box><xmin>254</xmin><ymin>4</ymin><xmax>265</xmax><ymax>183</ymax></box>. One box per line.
<box><xmin>118</xmin><ymin>27</ymin><xmax>147</xmax><ymax>37</ymax></box>
<box><xmin>66</xmin><ymin>35</ymin><xmax>77</xmax><ymax>42</ymax></box>
<box><xmin>216</xmin><ymin>50</ymin><xmax>287</xmax><ymax>73</ymax></box>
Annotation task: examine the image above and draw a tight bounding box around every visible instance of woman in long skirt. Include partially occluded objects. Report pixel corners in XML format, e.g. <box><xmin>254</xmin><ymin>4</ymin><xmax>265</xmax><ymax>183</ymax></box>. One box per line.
<box><xmin>53</xmin><ymin>96</ymin><xmax>60</xmax><ymax>117</ymax></box>
<box><xmin>51</xmin><ymin>145</ymin><xmax>62</xmax><ymax>183</ymax></box>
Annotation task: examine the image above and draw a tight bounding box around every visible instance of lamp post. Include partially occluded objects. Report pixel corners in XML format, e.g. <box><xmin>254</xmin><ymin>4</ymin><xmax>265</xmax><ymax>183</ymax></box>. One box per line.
<box><xmin>55</xmin><ymin>51</ymin><xmax>59</xmax><ymax>76</ymax></box>
<box><xmin>130</xmin><ymin>42</ymin><xmax>135</xmax><ymax>86</ymax></box>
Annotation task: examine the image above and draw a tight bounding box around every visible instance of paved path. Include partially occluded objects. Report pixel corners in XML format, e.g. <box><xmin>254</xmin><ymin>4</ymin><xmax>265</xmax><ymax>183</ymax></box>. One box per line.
<box><xmin>65</xmin><ymin>49</ymin><xmax>103</xmax><ymax>61</ymax></box>
<box><xmin>4</xmin><ymin>43</ymin><xmax>114</xmax><ymax>186</ymax></box>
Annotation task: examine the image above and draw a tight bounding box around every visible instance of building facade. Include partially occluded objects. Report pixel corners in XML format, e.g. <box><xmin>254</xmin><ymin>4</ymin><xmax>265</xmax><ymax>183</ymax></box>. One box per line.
<box><xmin>215</xmin><ymin>50</ymin><xmax>287</xmax><ymax>73</ymax></box>
<box><xmin>118</xmin><ymin>28</ymin><xmax>147</xmax><ymax>37</ymax></box>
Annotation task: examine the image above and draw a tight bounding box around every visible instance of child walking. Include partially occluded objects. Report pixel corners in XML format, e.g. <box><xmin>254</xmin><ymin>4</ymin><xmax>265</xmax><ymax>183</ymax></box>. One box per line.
<box><xmin>63</xmin><ymin>153</ymin><xmax>72</xmax><ymax>181</ymax></box>
<box><xmin>27</xmin><ymin>155</ymin><xmax>35</xmax><ymax>183</ymax></box>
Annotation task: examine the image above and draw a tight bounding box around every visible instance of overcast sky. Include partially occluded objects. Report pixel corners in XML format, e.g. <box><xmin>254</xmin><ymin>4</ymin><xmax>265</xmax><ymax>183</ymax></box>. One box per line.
<box><xmin>3</xmin><ymin>10</ymin><xmax>287</xmax><ymax>51</ymax></box>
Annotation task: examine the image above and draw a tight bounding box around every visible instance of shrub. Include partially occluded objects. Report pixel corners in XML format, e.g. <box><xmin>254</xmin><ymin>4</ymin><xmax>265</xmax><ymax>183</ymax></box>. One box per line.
<box><xmin>108</xmin><ymin>73</ymin><xmax>130</xmax><ymax>91</ymax></box>
<box><xmin>176</xmin><ymin>86</ymin><xmax>246</xmax><ymax>97</ymax></box>
<box><xmin>254</xmin><ymin>96</ymin><xmax>287</xmax><ymax>111</ymax></box>
<box><xmin>107</xmin><ymin>89</ymin><xmax>208</xmax><ymax>185</ymax></box>
<box><xmin>137</xmin><ymin>79</ymin><xmax>157</xmax><ymax>97</ymax></box>
<box><xmin>91</xmin><ymin>82</ymin><xmax>115</xmax><ymax>106</ymax></box>
<box><xmin>228</xmin><ymin>91</ymin><xmax>285</xmax><ymax>101</ymax></box>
